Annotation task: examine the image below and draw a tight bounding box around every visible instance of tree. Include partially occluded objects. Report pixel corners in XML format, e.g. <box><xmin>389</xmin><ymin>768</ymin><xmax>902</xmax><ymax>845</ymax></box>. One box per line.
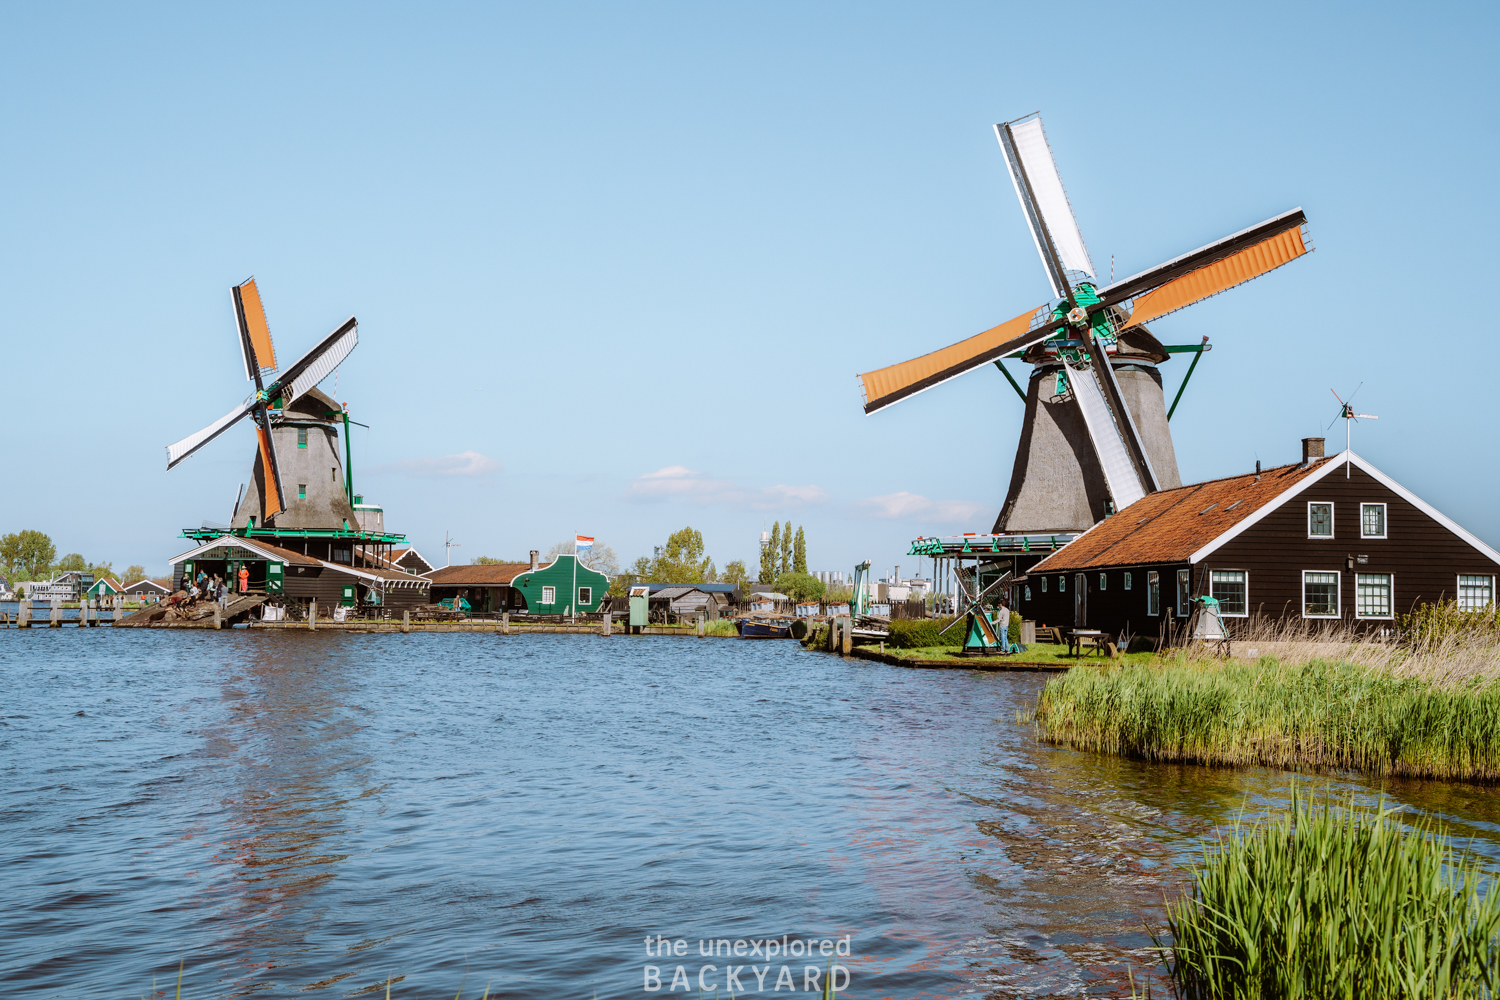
<box><xmin>4</xmin><ymin>531</ymin><xmax>57</xmax><ymax>580</ymax></box>
<box><xmin>124</xmin><ymin>565</ymin><xmax>147</xmax><ymax>584</ymax></box>
<box><xmin>473</xmin><ymin>555</ymin><xmax>521</xmax><ymax>565</ymax></box>
<box><xmin>57</xmin><ymin>553</ymin><xmax>87</xmax><ymax>573</ymax></box>
<box><xmin>774</xmin><ymin>571</ymin><xmax>825</xmax><ymax>603</ymax></box>
<box><xmin>778</xmin><ymin>523</ymin><xmax>792</xmax><ymax>576</ymax></box>
<box><xmin>659</xmin><ymin>526</ymin><xmax>714</xmax><ymax>583</ymax></box>
<box><xmin>89</xmin><ymin>562</ymin><xmax>115</xmax><ymax>584</ymax></box>
<box><xmin>548</xmin><ymin>539</ymin><xmax>620</xmax><ymax>577</ymax></box>
<box><xmin>793</xmin><ymin>526</ymin><xmax>807</xmax><ymax>574</ymax></box>
<box><xmin>763</xmin><ymin>523</ymin><xmax>781</xmax><ymax>583</ymax></box>
<box><xmin>722</xmin><ymin>559</ymin><xmax>750</xmax><ymax>593</ymax></box>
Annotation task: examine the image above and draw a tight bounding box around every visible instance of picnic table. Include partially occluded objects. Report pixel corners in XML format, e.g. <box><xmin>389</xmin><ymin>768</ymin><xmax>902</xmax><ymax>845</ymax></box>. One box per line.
<box><xmin>1067</xmin><ymin>629</ymin><xmax>1118</xmax><ymax>658</ymax></box>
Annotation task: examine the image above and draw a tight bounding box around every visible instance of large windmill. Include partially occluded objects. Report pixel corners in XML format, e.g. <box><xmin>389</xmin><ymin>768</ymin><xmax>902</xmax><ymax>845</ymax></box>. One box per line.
<box><xmin>166</xmin><ymin>277</ymin><xmax>360</xmax><ymax>529</ymax></box>
<box><xmin>860</xmin><ymin>113</ymin><xmax>1312</xmax><ymax>533</ymax></box>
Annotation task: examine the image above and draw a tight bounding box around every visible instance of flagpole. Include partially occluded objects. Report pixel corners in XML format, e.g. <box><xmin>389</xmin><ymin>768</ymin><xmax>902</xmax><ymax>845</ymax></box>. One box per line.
<box><xmin>572</xmin><ymin>536</ymin><xmax>578</xmax><ymax>623</ymax></box>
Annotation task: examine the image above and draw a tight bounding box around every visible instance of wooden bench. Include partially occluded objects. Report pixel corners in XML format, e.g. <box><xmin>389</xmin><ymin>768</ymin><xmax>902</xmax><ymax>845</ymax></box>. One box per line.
<box><xmin>1068</xmin><ymin>630</ymin><xmax>1119</xmax><ymax>658</ymax></box>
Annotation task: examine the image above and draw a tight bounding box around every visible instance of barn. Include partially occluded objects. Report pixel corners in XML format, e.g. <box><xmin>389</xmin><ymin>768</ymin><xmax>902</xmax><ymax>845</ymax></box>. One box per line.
<box><xmin>1020</xmin><ymin>439</ymin><xmax>1500</xmax><ymax>639</ymax></box>
<box><xmin>427</xmin><ymin>553</ymin><xmax>610</xmax><ymax>614</ymax></box>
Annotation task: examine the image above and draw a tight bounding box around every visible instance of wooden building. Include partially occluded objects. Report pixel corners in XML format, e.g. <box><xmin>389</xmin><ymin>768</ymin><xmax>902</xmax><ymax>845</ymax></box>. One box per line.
<box><xmin>86</xmin><ymin>578</ymin><xmax>124</xmax><ymax>599</ymax></box>
<box><xmin>1021</xmin><ymin>440</ymin><xmax>1500</xmax><ymax>638</ymax></box>
<box><xmin>124</xmin><ymin>580</ymin><xmax>170</xmax><ymax>602</ymax></box>
<box><xmin>386</xmin><ymin>548</ymin><xmax>435</xmax><ymax>575</ymax></box>
<box><xmin>427</xmin><ymin>553</ymin><xmax>610</xmax><ymax>614</ymax></box>
<box><xmin>168</xmin><ymin>535</ymin><xmax>430</xmax><ymax>611</ymax></box>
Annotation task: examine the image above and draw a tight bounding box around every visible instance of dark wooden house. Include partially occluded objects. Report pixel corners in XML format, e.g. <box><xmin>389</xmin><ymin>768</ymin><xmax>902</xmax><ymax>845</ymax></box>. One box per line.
<box><xmin>168</xmin><ymin>536</ymin><xmax>430</xmax><ymax>612</ymax></box>
<box><xmin>1021</xmin><ymin>438</ymin><xmax>1500</xmax><ymax>638</ymax></box>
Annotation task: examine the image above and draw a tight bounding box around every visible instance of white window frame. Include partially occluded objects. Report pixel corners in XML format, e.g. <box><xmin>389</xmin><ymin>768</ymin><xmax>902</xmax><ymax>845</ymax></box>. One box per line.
<box><xmin>1457</xmin><ymin>574</ymin><xmax>1496</xmax><ymax>612</ymax></box>
<box><xmin>1307</xmin><ymin>501</ymin><xmax>1334</xmax><ymax>539</ymax></box>
<box><xmin>1302</xmin><ymin>570</ymin><xmax>1342</xmax><ymax>619</ymax></box>
<box><xmin>1147</xmin><ymin>570</ymin><xmax>1160</xmax><ymax>616</ymax></box>
<box><xmin>1040</xmin><ymin>575</ymin><xmax>1048</xmax><ymax>593</ymax></box>
<box><xmin>578</xmin><ymin>586</ymin><xmax>591</xmax><ymax>606</ymax></box>
<box><xmin>1058</xmin><ymin>575</ymin><xmax>1066</xmax><ymax>592</ymax></box>
<box><xmin>1099</xmin><ymin>572</ymin><xmax>1107</xmax><ymax>591</ymax></box>
<box><xmin>1360</xmin><ymin>502</ymin><xmax>1387</xmax><ymax>539</ymax></box>
<box><xmin>1355</xmin><ymin>572</ymin><xmax>1394</xmax><ymax>620</ymax></box>
<box><xmin>1024</xmin><ymin>585</ymin><xmax>1032</xmax><ymax>601</ymax></box>
<box><xmin>541</xmin><ymin>585</ymin><xmax>556</xmax><ymax>604</ymax></box>
<box><xmin>1209</xmin><ymin>569</ymin><xmax>1249</xmax><ymax>618</ymax></box>
<box><xmin>1176</xmin><ymin>569</ymin><xmax>1191</xmax><ymax>617</ymax></box>
<box><xmin>1124</xmin><ymin>571</ymin><xmax>1133</xmax><ymax>590</ymax></box>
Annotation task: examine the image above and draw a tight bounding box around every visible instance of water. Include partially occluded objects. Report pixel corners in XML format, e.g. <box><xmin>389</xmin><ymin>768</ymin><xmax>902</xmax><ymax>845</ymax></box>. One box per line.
<box><xmin>4</xmin><ymin>631</ymin><xmax>1500</xmax><ymax>999</ymax></box>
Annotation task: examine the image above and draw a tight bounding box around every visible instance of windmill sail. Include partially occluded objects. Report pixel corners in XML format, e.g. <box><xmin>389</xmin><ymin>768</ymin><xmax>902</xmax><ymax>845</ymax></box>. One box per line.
<box><xmin>1070</xmin><ymin>366</ymin><xmax>1147</xmax><ymax>510</ymax></box>
<box><xmin>279</xmin><ymin>318</ymin><xmax>359</xmax><ymax>404</ymax></box>
<box><xmin>997</xmin><ymin>116</ymin><xmax>1094</xmax><ymax>296</ymax></box>
<box><xmin>254</xmin><ymin>418</ymin><xmax>286</xmax><ymax>518</ymax></box>
<box><xmin>233</xmin><ymin>278</ymin><xmax>278</xmax><ymax>378</ymax></box>
<box><xmin>166</xmin><ymin>397</ymin><xmax>257</xmax><ymax>469</ymax></box>
<box><xmin>859</xmin><ymin>304</ymin><xmax>1050</xmax><ymax>414</ymax></box>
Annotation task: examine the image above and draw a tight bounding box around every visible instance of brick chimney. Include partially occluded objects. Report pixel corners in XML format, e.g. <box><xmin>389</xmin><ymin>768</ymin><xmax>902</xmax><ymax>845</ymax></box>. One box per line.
<box><xmin>529</xmin><ymin>549</ymin><xmax>539</xmax><ymax>571</ymax></box>
<box><xmin>1302</xmin><ymin>437</ymin><xmax>1325</xmax><ymax>465</ymax></box>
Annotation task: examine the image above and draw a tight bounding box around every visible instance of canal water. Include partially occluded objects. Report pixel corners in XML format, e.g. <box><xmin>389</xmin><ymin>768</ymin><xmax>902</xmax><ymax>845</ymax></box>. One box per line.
<box><xmin>4</xmin><ymin>631</ymin><xmax>1499</xmax><ymax>999</ymax></box>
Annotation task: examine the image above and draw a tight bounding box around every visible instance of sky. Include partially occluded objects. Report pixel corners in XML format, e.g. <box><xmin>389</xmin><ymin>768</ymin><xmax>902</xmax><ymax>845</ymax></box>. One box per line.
<box><xmin>2</xmin><ymin>1</ymin><xmax>1497</xmax><ymax>580</ymax></box>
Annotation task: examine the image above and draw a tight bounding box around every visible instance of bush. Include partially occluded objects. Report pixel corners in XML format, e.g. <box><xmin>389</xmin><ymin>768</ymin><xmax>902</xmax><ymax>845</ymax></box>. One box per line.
<box><xmin>887</xmin><ymin>617</ymin><xmax>962</xmax><ymax>648</ymax></box>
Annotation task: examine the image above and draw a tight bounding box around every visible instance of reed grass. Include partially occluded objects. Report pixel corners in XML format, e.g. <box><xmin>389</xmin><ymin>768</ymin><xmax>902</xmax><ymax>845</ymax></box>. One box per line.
<box><xmin>1034</xmin><ymin>604</ymin><xmax>1500</xmax><ymax>781</ymax></box>
<box><xmin>1155</xmin><ymin>794</ymin><xmax>1500</xmax><ymax>999</ymax></box>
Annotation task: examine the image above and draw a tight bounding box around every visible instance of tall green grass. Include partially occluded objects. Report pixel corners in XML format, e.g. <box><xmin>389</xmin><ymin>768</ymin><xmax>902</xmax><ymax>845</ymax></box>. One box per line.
<box><xmin>1157</xmin><ymin>795</ymin><xmax>1500</xmax><ymax>999</ymax></box>
<box><xmin>1033</xmin><ymin>657</ymin><xmax>1500</xmax><ymax>781</ymax></box>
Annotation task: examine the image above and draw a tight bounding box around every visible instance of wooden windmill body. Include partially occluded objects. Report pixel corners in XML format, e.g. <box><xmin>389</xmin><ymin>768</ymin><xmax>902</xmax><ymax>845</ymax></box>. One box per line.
<box><xmin>859</xmin><ymin>113</ymin><xmax>1312</xmax><ymax>532</ymax></box>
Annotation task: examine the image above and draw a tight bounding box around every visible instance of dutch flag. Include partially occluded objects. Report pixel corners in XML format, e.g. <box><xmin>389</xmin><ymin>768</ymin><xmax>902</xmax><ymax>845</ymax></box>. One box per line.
<box><xmin>575</xmin><ymin>535</ymin><xmax>594</xmax><ymax>551</ymax></box>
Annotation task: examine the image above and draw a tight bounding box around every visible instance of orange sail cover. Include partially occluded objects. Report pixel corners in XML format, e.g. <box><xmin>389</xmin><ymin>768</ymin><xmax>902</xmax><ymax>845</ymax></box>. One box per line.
<box><xmin>860</xmin><ymin>304</ymin><xmax>1046</xmax><ymax>413</ymax></box>
<box><xmin>1122</xmin><ymin>226</ymin><xmax>1307</xmax><ymax>329</ymax></box>
<box><xmin>237</xmin><ymin>278</ymin><xmax>278</xmax><ymax>372</ymax></box>
<box><xmin>255</xmin><ymin>423</ymin><xmax>284</xmax><ymax>519</ymax></box>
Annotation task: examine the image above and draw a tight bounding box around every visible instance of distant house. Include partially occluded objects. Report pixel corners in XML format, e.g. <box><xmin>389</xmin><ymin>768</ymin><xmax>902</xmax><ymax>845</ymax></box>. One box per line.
<box><xmin>1025</xmin><ymin>442</ymin><xmax>1500</xmax><ymax>637</ymax></box>
<box><xmin>23</xmin><ymin>571</ymin><xmax>93</xmax><ymax>602</ymax></box>
<box><xmin>386</xmin><ymin>548</ymin><xmax>435</xmax><ymax>576</ymax></box>
<box><xmin>86</xmin><ymin>578</ymin><xmax>124</xmax><ymax>599</ymax></box>
<box><xmin>124</xmin><ymin>580</ymin><xmax>171</xmax><ymax>602</ymax></box>
<box><xmin>427</xmin><ymin>553</ymin><xmax>609</xmax><ymax>614</ymax></box>
<box><xmin>650</xmin><ymin>587</ymin><xmax>727</xmax><ymax>621</ymax></box>
<box><xmin>749</xmin><ymin>591</ymin><xmax>789</xmax><ymax>613</ymax></box>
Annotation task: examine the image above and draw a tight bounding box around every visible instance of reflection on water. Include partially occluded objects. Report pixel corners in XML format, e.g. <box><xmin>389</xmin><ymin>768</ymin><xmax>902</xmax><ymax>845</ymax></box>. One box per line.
<box><xmin>1</xmin><ymin>630</ymin><xmax>1496</xmax><ymax>998</ymax></box>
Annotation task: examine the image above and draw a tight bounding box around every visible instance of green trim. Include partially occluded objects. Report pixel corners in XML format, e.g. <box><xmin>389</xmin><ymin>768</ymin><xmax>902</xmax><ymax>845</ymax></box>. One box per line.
<box><xmin>1167</xmin><ymin>337</ymin><xmax>1210</xmax><ymax>420</ymax></box>
<box><xmin>993</xmin><ymin>360</ymin><xmax>1027</xmax><ymax>402</ymax></box>
<box><xmin>180</xmin><ymin>526</ymin><xmax>408</xmax><ymax>543</ymax></box>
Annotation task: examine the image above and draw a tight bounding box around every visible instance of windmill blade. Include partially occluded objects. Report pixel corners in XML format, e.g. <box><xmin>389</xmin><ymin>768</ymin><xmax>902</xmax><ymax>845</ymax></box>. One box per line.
<box><xmin>165</xmin><ymin>397</ymin><xmax>256</xmax><ymax>469</ymax></box>
<box><xmin>1353</xmin><ymin>414</ymin><xmax>1378</xmax><ymax>420</ymax></box>
<box><xmin>233</xmin><ymin>278</ymin><xmax>278</xmax><ymax>379</ymax></box>
<box><xmin>1095</xmin><ymin>208</ymin><xmax>1309</xmax><ymax>328</ymax></box>
<box><xmin>276</xmin><ymin>317</ymin><xmax>359</xmax><ymax>404</ymax></box>
<box><xmin>860</xmin><ymin>303</ymin><xmax>1052</xmax><ymax>414</ymax></box>
<box><xmin>996</xmin><ymin>116</ymin><xmax>1095</xmax><ymax>299</ymax></box>
<box><xmin>1070</xmin><ymin>365</ymin><xmax>1148</xmax><ymax>510</ymax></box>
<box><xmin>253</xmin><ymin>410</ymin><xmax>287</xmax><ymax>519</ymax></box>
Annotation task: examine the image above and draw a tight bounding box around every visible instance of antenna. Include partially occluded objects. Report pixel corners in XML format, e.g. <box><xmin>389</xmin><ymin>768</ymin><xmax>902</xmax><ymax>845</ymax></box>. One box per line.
<box><xmin>1329</xmin><ymin>387</ymin><xmax>1378</xmax><ymax>479</ymax></box>
<box><xmin>445</xmin><ymin>530</ymin><xmax>462</xmax><ymax>567</ymax></box>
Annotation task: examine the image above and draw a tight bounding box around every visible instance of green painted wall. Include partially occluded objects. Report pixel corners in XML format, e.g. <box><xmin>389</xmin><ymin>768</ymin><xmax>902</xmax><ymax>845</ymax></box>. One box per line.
<box><xmin>511</xmin><ymin>555</ymin><xmax>609</xmax><ymax>614</ymax></box>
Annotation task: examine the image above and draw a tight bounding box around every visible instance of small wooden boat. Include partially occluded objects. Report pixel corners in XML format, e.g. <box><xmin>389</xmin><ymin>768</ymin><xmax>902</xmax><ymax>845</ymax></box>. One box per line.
<box><xmin>736</xmin><ymin>617</ymin><xmax>792</xmax><ymax>639</ymax></box>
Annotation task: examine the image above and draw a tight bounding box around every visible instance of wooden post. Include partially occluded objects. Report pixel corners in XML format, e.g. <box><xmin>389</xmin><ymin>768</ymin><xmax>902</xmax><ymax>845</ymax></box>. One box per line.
<box><xmin>501</xmin><ymin>611</ymin><xmax>510</xmax><ymax>635</ymax></box>
<box><xmin>840</xmin><ymin>615</ymin><xmax>852</xmax><ymax>655</ymax></box>
<box><xmin>113</xmin><ymin>595</ymin><xmax>123</xmax><ymax>625</ymax></box>
<box><xmin>213</xmin><ymin>604</ymin><xmax>223</xmax><ymax>630</ymax></box>
<box><xmin>309</xmin><ymin>599</ymin><xmax>317</xmax><ymax>631</ymax></box>
<box><xmin>401</xmin><ymin>609</ymin><xmax>410</xmax><ymax>634</ymax></box>
<box><xmin>826</xmin><ymin>617</ymin><xmax>837</xmax><ymax>651</ymax></box>
<box><xmin>602</xmin><ymin>612</ymin><xmax>611</xmax><ymax>636</ymax></box>
<box><xmin>51</xmin><ymin>602</ymin><xmax>62</xmax><ymax>627</ymax></box>
<box><xmin>697</xmin><ymin>614</ymin><xmax>705</xmax><ymax>637</ymax></box>
<box><xmin>18</xmin><ymin>599</ymin><xmax>30</xmax><ymax>628</ymax></box>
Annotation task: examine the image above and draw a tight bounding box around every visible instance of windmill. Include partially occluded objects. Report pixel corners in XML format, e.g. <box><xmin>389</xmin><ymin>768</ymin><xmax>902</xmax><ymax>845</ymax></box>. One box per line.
<box><xmin>1329</xmin><ymin>386</ymin><xmax>1378</xmax><ymax>478</ymax></box>
<box><xmin>166</xmin><ymin>277</ymin><xmax>359</xmax><ymax>527</ymax></box>
<box><xmin>859</xmin><ymin>113</ymin><xmax>1313</xmax><ymax>531</ymax></box>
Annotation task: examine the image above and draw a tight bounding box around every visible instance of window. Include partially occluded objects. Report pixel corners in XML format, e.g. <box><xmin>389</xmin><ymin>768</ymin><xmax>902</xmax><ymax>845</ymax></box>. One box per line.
<box><xmin>1356</xmin><ymin>574</ymin><xmax>1392</xmax><ymax>618</ymax></box>
<box><xmin>333</xmin><ymin>547</ymin><xmax>352</xmax><ymax>564</ymax></box>
<box><xmin>1303</xmin><ymin>571</ymin><xmax>1340</xmax><ymax>617</ymax></box>
<box><xmin>1177</xmin><ymin>569</ymin><xmax>1191</xmax><ymax>616</ymax></box>
<box><xmin>1210</xmin><ymin>570</ymin><xmax>1248</xmax><ymax>616</ymax></box>
<box><xmin>578</xmin><ymin>586</ymin><xmax>592</xmax><ymax>606</ymax></box>
<box><xmin>1147</xmin><ymin>571</ymin><xmax>1160</xmax><ymax>615</ymax></box>
<box><xmin>1308</xmin><ymin>502</ymin><xmax>1333</xmax><ymax>538</ymax></box>
<box><xmin>298</xmin><ymin>427</ymin><xmax>308</xmax><ymax>448</ymax></box>
<box><xmin>1099</xmin><ymin>573</ymin><xmax>1107</xmax><ymax>591</ymax></box>
<box><xmin>1024</xmin><ymin>585</ymin><xmax>1032</xmax><ymax>601</ymax></box>
<box><xmin>541</xmin><ymin>585</ymin><xmax>556</xmax><ymax>604</ymax></box>
<box><xmin>1041</xmin><ymin>576</ymin><xmax>1048</xmax><ymax>593</ymax></box>
<box><xmin>1058</xmin><ymin>575</ymin><xmax>1066</xmax><ymax>592</ymax></box>
<box><xmin>332</xmin><ymin>467</ymin><xmax>338</xmax><ymax>481</ymax></box>
<box><xmin>1458</xmin><ymin>575</ymin><xmax>1495</xmax><ymax>611</ymax></box>
<box><xmin>1361</xmin><ymin>503</ymin><xmax>1386</xmax><ymax>538</ymax></box>
<box><xmin>1124</xmin><ymin>571</ymin><xmax>1133</xmax><ymax>590</ymax></box>
<box><xmin>298</xmin><ymin>484</ymin><xmax>306</xmax><ymax>499</ymax></box>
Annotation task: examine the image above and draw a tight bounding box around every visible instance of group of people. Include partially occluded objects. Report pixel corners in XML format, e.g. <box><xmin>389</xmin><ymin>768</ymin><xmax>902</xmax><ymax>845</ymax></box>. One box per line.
<box><xmin>169</xmin><ymin>566</ymin><xmax>252</xmax><ymax>608</ymax></box>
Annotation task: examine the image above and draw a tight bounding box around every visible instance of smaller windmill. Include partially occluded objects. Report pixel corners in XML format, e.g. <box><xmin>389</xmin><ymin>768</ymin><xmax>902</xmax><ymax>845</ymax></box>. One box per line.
<box><xmin>166</xmin><ymin>277</ymin><xmax>358</xmax><ymax>522</ymax></box>
<box><xmin>1328</xmin><ymin>386</ymin><xmax>1378</xmax><ymax>478</ymax></box>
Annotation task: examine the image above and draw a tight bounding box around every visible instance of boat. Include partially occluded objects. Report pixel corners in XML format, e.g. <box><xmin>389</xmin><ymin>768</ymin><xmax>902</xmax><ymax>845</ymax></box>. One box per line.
<box><xmin>736</xmin><ymin>617</ymin><xmax>793</xmax><ymax>639</ymax></box>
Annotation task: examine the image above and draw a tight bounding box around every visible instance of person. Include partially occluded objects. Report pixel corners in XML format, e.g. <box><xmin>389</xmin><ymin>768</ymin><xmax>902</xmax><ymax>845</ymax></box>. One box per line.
<box><xmin>238</xmin><ymin>565</ymin><xmax>249</xmax><ymax>594</ymax></box>
<box><xmin>998</xmin><ymin>597</ymin><xmax>1025</xmax><ymax>654</ymax></box>
<box><xmin>181</xmin><ymin>571</ymin><xmax>192</xmax><ymax>594</ymax></box>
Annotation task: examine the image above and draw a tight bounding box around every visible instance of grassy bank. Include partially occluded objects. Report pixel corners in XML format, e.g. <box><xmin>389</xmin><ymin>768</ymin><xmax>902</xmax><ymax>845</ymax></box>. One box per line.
<box><xmin>1154</xmin><ymin>795</ymin><xmax>1500</xmax><ymax>998</ymax></box>
<box><xmin>1034</xmin><ymin>656</ymin><xmax>1500</xmax><ymax>781</ymax></box>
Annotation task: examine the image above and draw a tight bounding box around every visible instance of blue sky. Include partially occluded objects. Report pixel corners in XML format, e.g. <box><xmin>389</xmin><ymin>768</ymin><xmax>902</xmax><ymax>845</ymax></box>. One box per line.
<box><xmin>2</xmin><ymin>1</ymin><xmax>1496</xmax><ymax>579</ymax></box>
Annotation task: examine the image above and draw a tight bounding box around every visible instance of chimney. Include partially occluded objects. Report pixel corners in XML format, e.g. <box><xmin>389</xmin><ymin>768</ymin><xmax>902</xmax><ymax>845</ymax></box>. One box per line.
<box><xmin>1301</xmin><ymin>437</ymin><xmax>1325</xmax><ymax>465</ymax></box>
<box><xmin>529</xmin><ymin>550</ymin><xmax>539</xmax><ymax>571</ymax></box>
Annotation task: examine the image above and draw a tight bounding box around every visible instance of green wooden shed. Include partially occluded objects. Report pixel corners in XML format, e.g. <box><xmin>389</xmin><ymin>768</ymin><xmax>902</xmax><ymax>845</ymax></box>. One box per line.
<box><xmin>510</xmin><ymin>554</ymin><xmax>609</xmax><ymax>614</ymax></box>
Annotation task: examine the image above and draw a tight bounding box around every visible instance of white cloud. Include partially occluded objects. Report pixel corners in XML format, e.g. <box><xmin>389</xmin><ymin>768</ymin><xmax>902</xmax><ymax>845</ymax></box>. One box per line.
<box><xmin>855</xmin><ymin>491</ymin><xmax>989</xmax><ymax>524</ymax></box>
<box><xmin>367</xmin><ymin>450</ymin><xmax>501</xmax><ymax>478</ymax></box>
<box><xmin>626</xmin><ymin>466</ymin><xmax>828</xmax><ymax>509</ymax></box>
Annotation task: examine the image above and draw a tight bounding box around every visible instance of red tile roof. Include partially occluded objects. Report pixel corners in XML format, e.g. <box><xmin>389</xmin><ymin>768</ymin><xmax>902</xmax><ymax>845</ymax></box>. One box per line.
<box><xmin>1030</xmin><ymin>458</ymin><xmax>1333</xmax><ymax>572</ymax></box>
<box><xmin>426</xmin><ymin>563</ymin><xmax>531</xmax><ymax>587</ymax></box>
